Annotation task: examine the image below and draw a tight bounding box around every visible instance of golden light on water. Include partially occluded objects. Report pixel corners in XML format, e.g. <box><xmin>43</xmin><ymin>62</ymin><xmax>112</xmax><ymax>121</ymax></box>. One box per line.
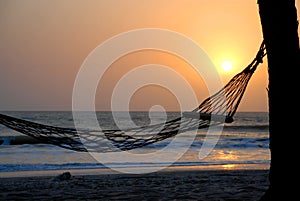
<box><xmin>218</xmin><ymin>151</ymin><xmax>237</xmax><ymax>160</ymax></box>
<box><xmin>222</xmin><ymin>164</ymin><xmax>236</xmax><ymax>169</ymax></box>
<box><xmin>217</xmin><ymin>150</ymin><xmax>238</xmax><ymax>170</ymax></box>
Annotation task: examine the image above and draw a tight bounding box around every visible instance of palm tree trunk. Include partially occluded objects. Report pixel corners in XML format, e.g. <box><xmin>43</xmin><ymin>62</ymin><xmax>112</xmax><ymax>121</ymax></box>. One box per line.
<box><xmin>258</xmin><ymin>0</ymin><xmax>300</xmax><ymax>200</ymax></box>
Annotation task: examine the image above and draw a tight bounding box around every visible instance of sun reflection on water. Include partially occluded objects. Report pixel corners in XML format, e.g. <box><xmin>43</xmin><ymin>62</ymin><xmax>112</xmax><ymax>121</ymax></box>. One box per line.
<box><xmin>222</xmin><ymin>164</ymin><xmax>236</xmax><ymax>170</ymax></box>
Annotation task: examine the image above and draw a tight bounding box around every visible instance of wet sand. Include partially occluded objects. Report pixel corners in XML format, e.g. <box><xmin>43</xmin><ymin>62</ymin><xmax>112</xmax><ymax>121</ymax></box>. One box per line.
<box><xmin>0</xmin><ymin>169</ymin><xmax>269</xmax><ymax>201</ymax></box>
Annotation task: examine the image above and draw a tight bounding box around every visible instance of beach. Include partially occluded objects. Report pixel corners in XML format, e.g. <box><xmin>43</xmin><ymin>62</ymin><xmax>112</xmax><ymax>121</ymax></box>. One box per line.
<box><xmin>0</xmin><ymin>111</ymin><xmax>270</xmax><ymax>200</ymax></box>
<box><xmin>0</xmin><ymin>168</ymin><xmax>269</xmax><ymax>201</ymax></box>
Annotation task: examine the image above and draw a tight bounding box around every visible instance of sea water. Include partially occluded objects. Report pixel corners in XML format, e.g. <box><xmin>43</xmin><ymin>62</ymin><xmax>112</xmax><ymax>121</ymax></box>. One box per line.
<box><xmin>0</xmin><ymin>111</ymin><xmax>270</xmax><ymax>175</ymax></box>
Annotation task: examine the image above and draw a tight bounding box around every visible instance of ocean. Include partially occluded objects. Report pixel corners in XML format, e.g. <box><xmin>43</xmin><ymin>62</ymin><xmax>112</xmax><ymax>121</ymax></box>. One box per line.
<box><xmin>0</xmin><ymin>111</ymin><xmax>270</xmax><ymax>176</ymax></box>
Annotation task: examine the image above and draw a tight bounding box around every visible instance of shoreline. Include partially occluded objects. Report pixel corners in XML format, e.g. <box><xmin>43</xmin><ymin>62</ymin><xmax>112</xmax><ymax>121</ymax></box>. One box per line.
<box><xmin>0</xmin><ymin>168</ymin><xmax>270</xmax><ymax>201</ymax></box>
<box><xmin>0</xmin><ymin>163</ymin><xmax>270</xmax><ymax>178</ymax></box>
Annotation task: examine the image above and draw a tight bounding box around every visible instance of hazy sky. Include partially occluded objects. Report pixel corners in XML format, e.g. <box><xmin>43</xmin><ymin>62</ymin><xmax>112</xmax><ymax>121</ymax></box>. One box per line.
<box><xmin>1</xmin><ymin>0</ymin><xmax>299</xmax><ymax>112</ymax></box>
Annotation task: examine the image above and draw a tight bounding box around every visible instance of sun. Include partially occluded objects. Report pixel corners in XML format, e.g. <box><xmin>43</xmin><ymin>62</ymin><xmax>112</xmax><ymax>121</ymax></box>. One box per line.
<box><xmin>221</xmin><ymin>61</ymin><xmax>233</xmax><ymax>72</ymax></box>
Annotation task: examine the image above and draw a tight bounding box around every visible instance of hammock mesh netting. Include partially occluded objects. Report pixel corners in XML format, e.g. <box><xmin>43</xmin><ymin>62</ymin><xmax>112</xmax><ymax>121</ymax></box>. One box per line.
<box><xmin>0</xmin><ymin>42</ymin><xmax>266</xmax><ymax>153</ymax></box>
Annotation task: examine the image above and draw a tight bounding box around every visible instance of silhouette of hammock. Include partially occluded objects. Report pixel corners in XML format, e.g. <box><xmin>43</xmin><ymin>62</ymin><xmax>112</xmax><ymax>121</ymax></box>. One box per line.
<box><xmin>0</xmin><ymin>42</ymin><xmax>266</xmax><ymax>152</ymax></box>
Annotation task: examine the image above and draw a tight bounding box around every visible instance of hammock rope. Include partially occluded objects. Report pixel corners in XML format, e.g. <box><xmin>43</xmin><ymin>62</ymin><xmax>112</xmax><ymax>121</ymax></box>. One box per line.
<box><xmin>0</xmin><ymin>42</ymin><xmax>266</xmax><ymax>152</ymax></box>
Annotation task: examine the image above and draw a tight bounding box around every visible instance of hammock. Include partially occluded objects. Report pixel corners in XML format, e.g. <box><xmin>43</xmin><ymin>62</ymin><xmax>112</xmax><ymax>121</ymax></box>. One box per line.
<box><xmin>0</xmin><ymin>42</ymin><xmax>266</xmax><ymax>152</ymax></box>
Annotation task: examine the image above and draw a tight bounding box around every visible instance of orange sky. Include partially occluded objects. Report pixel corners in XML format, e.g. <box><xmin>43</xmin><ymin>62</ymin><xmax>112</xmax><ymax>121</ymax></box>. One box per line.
<box><xmin>0</xmin><ymin>0</ymin><xmax>299</xmax><ymax>112</ymax></box>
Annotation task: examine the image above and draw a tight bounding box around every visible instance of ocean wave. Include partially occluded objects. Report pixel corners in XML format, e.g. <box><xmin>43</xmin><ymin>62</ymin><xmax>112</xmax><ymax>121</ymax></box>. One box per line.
<box><xmin>223</xmin><ymin>124</ymin><xmax>269</xmax><ymax>131</ymax></box>
<box><xmin>1</xmin><ymin>134</ymin><xmax>270</xmax><ymax>151</ymax></box>
<box><xmin>217</xmin><ymin>137</ymin><xmax>269</xmax><ymax>149</ymax></box>
<box><xmin>0</xmin><ymin>160</ymin><xmax>270</xmax><ymax>172</ymax></box>
<box><xmin>0</xmin><ymin>163</ymin><xmax>105</xmax><ymax>172</ymax></box>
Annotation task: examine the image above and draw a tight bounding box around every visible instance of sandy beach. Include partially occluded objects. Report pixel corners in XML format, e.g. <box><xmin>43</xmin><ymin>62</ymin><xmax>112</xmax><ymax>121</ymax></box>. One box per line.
<box><xmin>0</xmin><ymin>168</ymin><xmax>269</xmax><ymax>201</ymax></box>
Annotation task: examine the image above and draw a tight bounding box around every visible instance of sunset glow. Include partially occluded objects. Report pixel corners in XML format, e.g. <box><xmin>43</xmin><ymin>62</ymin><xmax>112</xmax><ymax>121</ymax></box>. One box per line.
<box><xmin>221</xmin><ymin>61</ymin><xmax>233</xmax><ymax>72</ymax></box>
<box><xmin>0</xmin><ymin>0</ymin><xmax>298</xmax><ymax>112</ymax></box>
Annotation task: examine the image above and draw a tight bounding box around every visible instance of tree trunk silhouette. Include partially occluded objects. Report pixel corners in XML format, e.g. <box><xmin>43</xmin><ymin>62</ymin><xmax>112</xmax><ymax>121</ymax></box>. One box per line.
<box><xmin>258</xmin><ymin>0</ymin><xmax>299</xmax><ymax>200</ymax></box>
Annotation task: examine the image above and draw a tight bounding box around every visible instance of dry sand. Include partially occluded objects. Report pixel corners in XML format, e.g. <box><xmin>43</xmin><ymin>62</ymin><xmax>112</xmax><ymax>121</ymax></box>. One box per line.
<box><xmin>0</xmin><ymin>169</ymin><xmax>269</xmax><ymax>201</ymax></box>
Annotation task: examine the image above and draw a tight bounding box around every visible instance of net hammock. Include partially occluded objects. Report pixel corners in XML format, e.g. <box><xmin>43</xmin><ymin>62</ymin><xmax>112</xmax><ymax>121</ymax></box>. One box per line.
<box><xmin>0</xmin><ymin>42</ymin><xmax>266</xmax><ymax>153</ymax></box>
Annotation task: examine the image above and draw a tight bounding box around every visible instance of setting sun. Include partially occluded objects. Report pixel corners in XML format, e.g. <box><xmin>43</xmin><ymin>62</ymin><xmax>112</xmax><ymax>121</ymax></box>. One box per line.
<box><xmin>221</xmin><ymin>61</ymin><xmax>233</xmax><ymax>72</ymax></box>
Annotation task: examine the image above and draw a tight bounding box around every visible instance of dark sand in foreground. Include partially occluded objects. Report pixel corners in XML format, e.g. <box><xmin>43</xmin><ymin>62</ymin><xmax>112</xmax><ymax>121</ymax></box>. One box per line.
<box><xmin>0</xmin><ymin>169</ymin><xmax>269</xmax><ymax>201</ymax></box>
